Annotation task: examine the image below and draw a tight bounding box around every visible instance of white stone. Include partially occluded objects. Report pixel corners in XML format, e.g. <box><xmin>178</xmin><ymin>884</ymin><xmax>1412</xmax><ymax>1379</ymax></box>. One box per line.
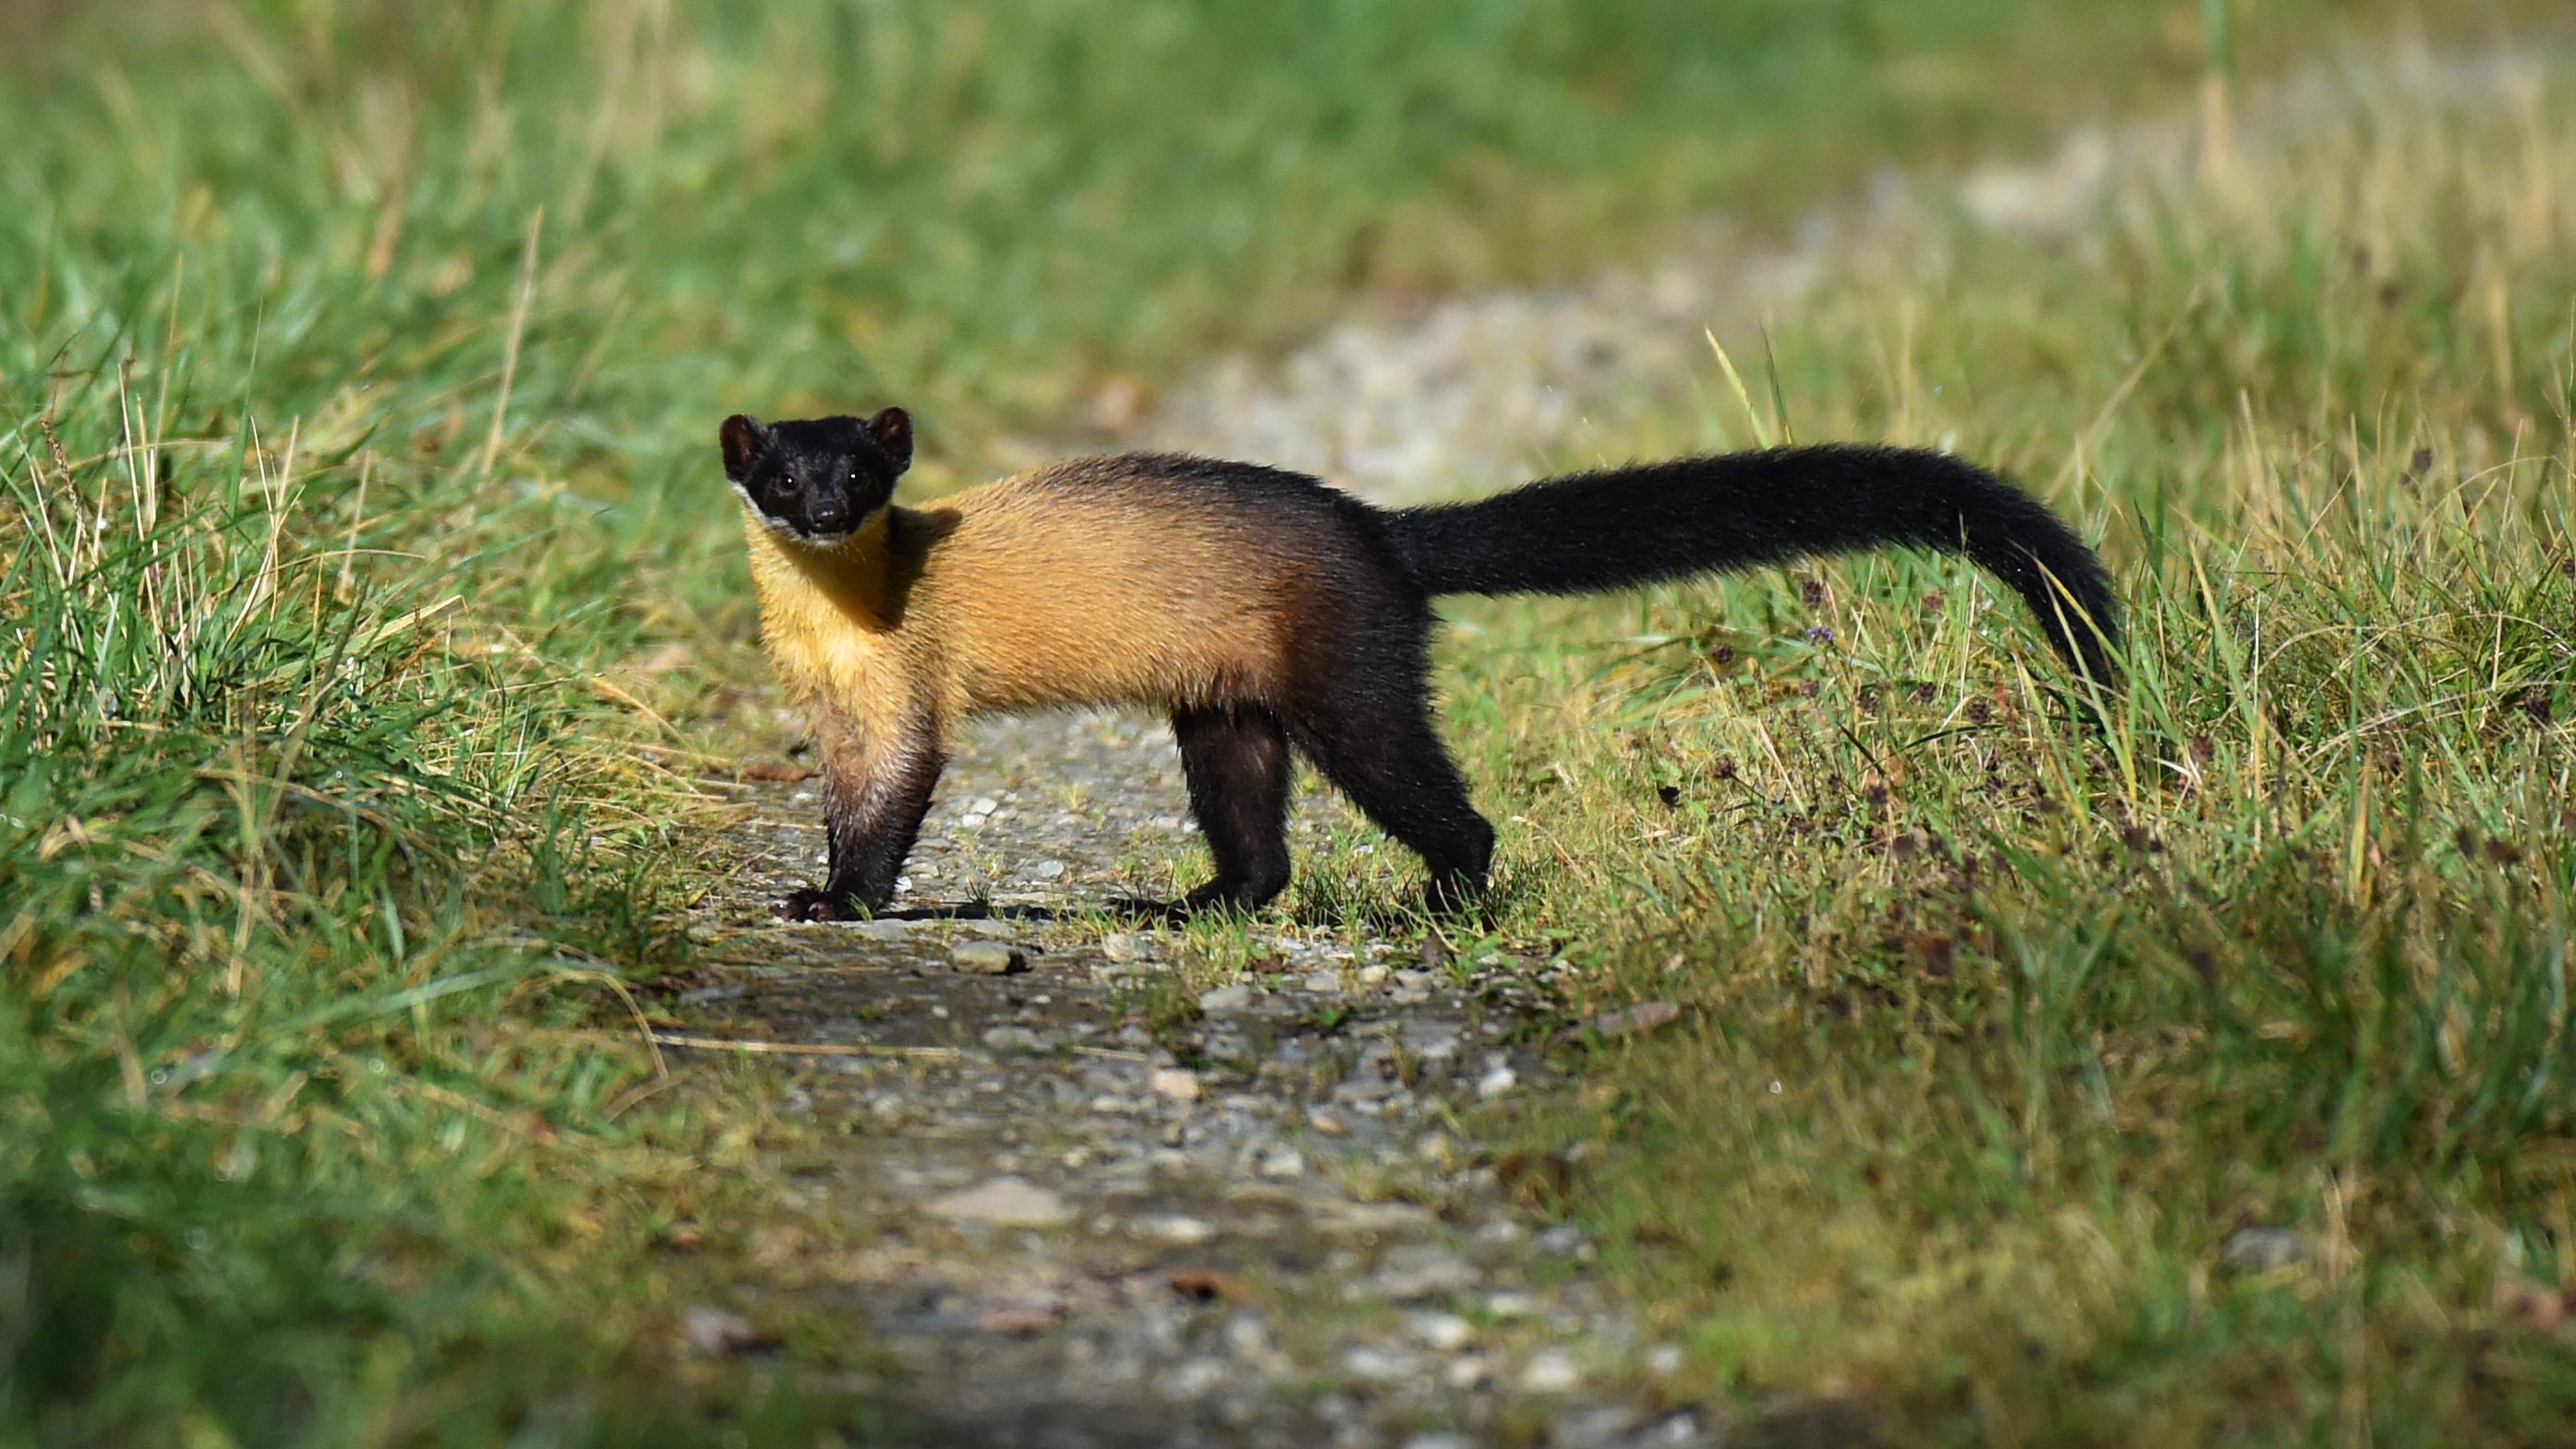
<box><xmin>1135</xmin><ymin>1214</ymin><xmax>1217</xmax><ymax>1245</ymax></box>
<box><xmin>949</xmin><ymin>940</ymin><xmax>1027</xmax><ymax>974</ymax></box>
<box><xmin>1196</xmin><ymin>984</ymin><xmax>1253</xmax><ymax>1013</ymax></box>
<box><xmin>1408</xmin><ymin>1311</ymin><xmax>1475</xmax><ymax>1352</ymax></box>
<box><xmin>1148</xmin><ymin>1067</ymin><xmax>1203</xmax><ymax>1102</ymax></box>
<box><xmin>925</xmin><ymin>1177</ymin><xmax>1069</xmax><ymax>1228</ymax></box>
<box><xmin>1519</xmin><ymin>1348</ymin><xmax>1580</xmax><ymax>1393</ymax></box>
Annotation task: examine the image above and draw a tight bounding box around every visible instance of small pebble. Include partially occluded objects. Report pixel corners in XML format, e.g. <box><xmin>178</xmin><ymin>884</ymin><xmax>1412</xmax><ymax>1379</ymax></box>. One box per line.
<box><xmin>981</xmin><ymin>1025</ymin><xmax>1044</xmax><ymax>1051</ymax></box>
<box><xmin>1135</xmin><ymin>1214</ymin><xmax>1217</xmax><ymax>1245</ymax></box>
<box><xmin>1341</xmin><ymin>1344</ymin><xmax>1418</xmax><ymax>1382</ymax></box>
<box><xmin>1519</xmin><ymin>1348</ymin><xmax>1580</xmax><ymax>1393</ymax></box>
<box><xmin>1257</xmin><ymin>1147</ymin><xmax>1306</xmax><ymax>1179</ymax></box>
<box><xmin>1408</xmin><ymin>1311</ymin><xmax>1475</xmax><ymax>1352</ymax></box>
<box><xmin>1148</xmin><ymin>1067</ymin><xmax>1203</xmax><ymax>1102</ymax></box>
<box><xmin>680</xmin><ymin>1305</ymin><xmax>774</xmax><ymax>1358</ymax></box>
<box><xmin>1197</xmin><ymin>984</ymin><xmax>1254</xmax><ymax>1013</ymax></box>
<box><xmin>1371</xmin><ymin>1244</ymin><xmax>1475</xmax><ymax>1301</ymax></box>
<box><xmin>1160</xmin><ymin>1358</ymin><xmax>1227</xmax><ymax>1398</ymax></box>
<box><xmin>1300</xmin><ymin>969</ymin><xmax>1342</xmax><ymax>993</ymax></box>
<box><xmin>926</xmin><ymin>1176</ymin><xmax>1071</xmax><ymax>1228</ymax></box>
<box><xmin>1101</xmin><ymin>931</ymin><xmax>1154</xmax><ymax>963</ymax></box>
<box><xmin>1030</xmin><ymin>858</ymin><xmax>1068</xmax><ymax>880</ymax></box>
<box><xmin>2223</xmin><ymin>1226</ymin><xmax>2309</xmax><ymax>1271</ymax></box>
<box><xmin>950</xmin><ymin>940</ymin><xmax>1027</xmax><ymax>974</ymax></box>
<box><xmin>1475</xmin><ymin>1062</ymin><xmax>1517</xmax><ymax>1098</ymax></box>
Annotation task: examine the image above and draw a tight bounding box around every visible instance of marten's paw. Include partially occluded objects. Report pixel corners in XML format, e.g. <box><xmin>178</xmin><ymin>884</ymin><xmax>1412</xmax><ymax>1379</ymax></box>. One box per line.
<box><xmin>773</xmin><ymin>888</ymin><xmax>855</xmax><ymax>923</ymax></box>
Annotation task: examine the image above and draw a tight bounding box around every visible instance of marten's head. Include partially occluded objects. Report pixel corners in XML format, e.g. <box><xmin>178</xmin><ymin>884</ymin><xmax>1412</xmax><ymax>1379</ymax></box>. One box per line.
<box><xmin>719</xmin><ymin>408</ymin><xmax>912</xmax><ymax>543</ymax></box>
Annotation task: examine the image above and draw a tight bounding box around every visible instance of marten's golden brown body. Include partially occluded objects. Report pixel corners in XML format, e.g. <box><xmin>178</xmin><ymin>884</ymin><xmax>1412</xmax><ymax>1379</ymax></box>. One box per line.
<box><xmin>720</xmin><ymin>408</ymin><xmax>2116</xmax><ymax>921</ymax></box>
<box><xmin>746</xmin><ymin>459</ymin><xmax>1329</xmax><ymax>733</ymax></box>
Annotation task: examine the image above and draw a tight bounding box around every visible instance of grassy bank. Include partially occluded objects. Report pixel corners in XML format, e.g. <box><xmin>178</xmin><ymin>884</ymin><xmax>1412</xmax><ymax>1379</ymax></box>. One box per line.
<box><xmin>1459</xmin><ymin>53</ymin><xmax>2576</xmax><ymax>1446</ymax></box>
<box><xmin>1</xmin><ymin>0</ymin><xmax>2557</xmax><ymax>1443</ymax></box>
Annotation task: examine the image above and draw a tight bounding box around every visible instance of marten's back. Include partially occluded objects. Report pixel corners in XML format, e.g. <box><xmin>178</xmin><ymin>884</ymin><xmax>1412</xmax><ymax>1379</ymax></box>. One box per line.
<box><xmin>920</xmin><ymin>455</ymin><xmax>1396</xmax><ymax>714</ymax></box>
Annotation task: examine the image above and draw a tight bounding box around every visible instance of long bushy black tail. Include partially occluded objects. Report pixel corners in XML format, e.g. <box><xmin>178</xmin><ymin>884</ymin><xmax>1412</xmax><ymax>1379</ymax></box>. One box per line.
<box><xmin>1383</xmin><ymin>445</ymin><xmax>2119</xmax><ymax>683</ymax></box>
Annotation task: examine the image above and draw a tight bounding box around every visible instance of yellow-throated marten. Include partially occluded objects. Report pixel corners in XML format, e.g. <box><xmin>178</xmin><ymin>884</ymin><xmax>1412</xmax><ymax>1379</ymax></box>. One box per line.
<box><xmin>721</xmin><ymin>408</ymin><xmax>2116</xmax><ymax>921</ymax></box>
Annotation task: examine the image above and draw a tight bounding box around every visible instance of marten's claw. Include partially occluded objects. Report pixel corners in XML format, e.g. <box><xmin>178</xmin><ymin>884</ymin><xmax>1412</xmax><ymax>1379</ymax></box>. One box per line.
<box><xmin>774</xmin><ymin>888</ymin><xmax>853</xmax><ymax>923</ymax></box>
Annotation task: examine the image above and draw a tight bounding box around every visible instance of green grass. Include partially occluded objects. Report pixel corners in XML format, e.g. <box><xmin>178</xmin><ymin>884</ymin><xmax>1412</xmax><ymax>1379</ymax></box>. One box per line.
<box><xmin>3</xmin><ymin>1</ymin><xmax>2564</xmax><ymax>1444</ymax></box>
<box><xmin>1458</xmin><ymin>56</ymin><xmax>2576</xmax><ymax>1445</ymax></box>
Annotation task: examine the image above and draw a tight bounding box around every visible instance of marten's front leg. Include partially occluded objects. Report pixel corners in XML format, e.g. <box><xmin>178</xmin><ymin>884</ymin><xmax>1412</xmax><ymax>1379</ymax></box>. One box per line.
<box><xmin>774</xmin><ymin>704</ymin><xmax>946</xmax><ymax>921</ymax></box>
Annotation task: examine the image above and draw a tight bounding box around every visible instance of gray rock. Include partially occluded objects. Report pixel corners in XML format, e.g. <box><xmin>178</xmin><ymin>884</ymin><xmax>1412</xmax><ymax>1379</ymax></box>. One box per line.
<box><xmin>1551</xmin><ymin>1406</ymin><xmax>1642</xmax><ymax>1447</ymax></box>
<box><xmin>1340</xmin><ymin>1343</ymin><xmax>1421</xmax><ymax>1381</ymax></box>
<box><xmin>680</xmin><ymin>1305</ymin><xmax>774</xmax><ymax>1358</ymax></box>
<box><xmin>1443</xmin><ymin>1355</ymin><xmax>1493</xmax><ymax>1391</ymax></box>
<box><xmin>1371</xmin><ymin>1243</ymin><xmax>1475</xmax><ymax>1301</ymax></box>
<box><xmin>1101</xmin><ymin>930</ymin><xmax>1154</xmax><ymax>963</ymax></box>
<box><xmin>1196</xmin><ymin>984</ymin><xmax>1254</xmax><ymax>1013</ymax></box>
<box><xmin>1519</xmin><ymin>1347</ymin><xmax>1580</xmax><ymax>1393</ymax></box>
<box><xmin>981</xmin><ymin>1025</ymin><xmax>1045</xmax><ymax>1051</ymax></box>
<box><xmin>1408</xmin><ymin>1310</ymin><xmax>1475</xmax><ymax>1352</ymax></box>
<box><xmin>1159</xmin><ymin>1357</ymin><xmax>1228</xmax><ymax>1399</ymax></box>
<box><xmin>925</xmin><ymin>1176</ymin><xmax>1071</xmax><ymax>1228</ymax></box>
<box><xmin>2223</xmin><ymin>1225</ymin><xmax>2309</xmax><ymax>1271</ymax></box>
<box><xmin>950</xmin><ymin>940</ymin><xmax>1027</xmax><ymax>974</ymax></box>
<box><xmin>1135</xmin><ymin>1214</ymin><xmax>1217</xmax><ymax>1245</ymax></box>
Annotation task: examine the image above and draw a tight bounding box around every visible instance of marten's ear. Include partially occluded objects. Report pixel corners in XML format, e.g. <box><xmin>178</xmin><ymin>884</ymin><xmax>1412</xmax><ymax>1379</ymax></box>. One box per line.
<box><xmin>719</xmin><ymin>415</ymin><xmax>769</xmax><ymax>481</ymax></box>
<box><xmin>866</xmin><ymin>406</ymin><xmax>912</xmax><ymax>469</ymax></box>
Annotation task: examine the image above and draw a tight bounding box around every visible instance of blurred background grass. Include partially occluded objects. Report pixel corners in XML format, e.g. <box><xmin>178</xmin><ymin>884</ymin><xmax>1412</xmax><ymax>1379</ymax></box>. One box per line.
<box><xmin>1</xmin><ymin>0</ymin><xmax>2566</xmax><ymax>1444</ymax></box>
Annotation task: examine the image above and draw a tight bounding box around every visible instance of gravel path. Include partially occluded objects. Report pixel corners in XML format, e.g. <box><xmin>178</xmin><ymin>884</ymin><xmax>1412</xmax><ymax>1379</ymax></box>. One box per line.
<box><xmin>677</xmin><ymin>43</ymin><xmax>2543</xmax><ymax>1448</ymax></box>
<box><xmin>689</xmin><ymin>713</ymin><xmax>1702</xmax><ymax>1448</ymax></box>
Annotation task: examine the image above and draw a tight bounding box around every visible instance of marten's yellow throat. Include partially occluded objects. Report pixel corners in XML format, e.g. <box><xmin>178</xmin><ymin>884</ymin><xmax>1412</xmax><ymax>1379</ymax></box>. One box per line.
<box><xmin>722</xmin><ymin>409</ymin><xmax>2117</xmax><ymax>921</ymax></box>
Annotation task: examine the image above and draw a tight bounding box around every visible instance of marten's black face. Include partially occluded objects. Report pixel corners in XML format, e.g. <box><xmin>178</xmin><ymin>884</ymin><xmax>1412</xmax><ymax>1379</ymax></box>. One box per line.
<box><xmin>720</xmin><ymin>408</ymin><xmax>912</xmax><ymax>543</ymax></box>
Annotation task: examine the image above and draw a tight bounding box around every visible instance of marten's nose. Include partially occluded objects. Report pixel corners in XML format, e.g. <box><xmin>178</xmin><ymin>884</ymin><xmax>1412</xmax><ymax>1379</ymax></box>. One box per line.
<box><xmin>806</xmin><ymin>492</ymin><xmax>851</xmax><ymax>533</ymax></box>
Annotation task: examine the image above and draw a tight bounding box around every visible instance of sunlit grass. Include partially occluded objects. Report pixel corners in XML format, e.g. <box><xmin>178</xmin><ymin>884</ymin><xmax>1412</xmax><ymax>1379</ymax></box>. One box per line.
<box><xmin>1474</xmin><ymin>56</ymin><xmax>2576</xmax><ymax>1446</ymax></box>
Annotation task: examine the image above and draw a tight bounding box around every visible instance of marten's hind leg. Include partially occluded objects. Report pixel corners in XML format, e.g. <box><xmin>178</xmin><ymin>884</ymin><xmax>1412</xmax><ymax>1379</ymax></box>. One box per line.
<box><xmin>1284</xmin><ymin>646</ymin><xmax>1494</xmax><ymax>915</ymax></box>
<box><xmin>776</xmin><ymin>706</ymin><xmax>946</xmax><ymax>921</ymax></box>
<box><xmin>1170</xmin><ymin>704</ymin><xmax>1293</xmax><ymax>911</ymax></box>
